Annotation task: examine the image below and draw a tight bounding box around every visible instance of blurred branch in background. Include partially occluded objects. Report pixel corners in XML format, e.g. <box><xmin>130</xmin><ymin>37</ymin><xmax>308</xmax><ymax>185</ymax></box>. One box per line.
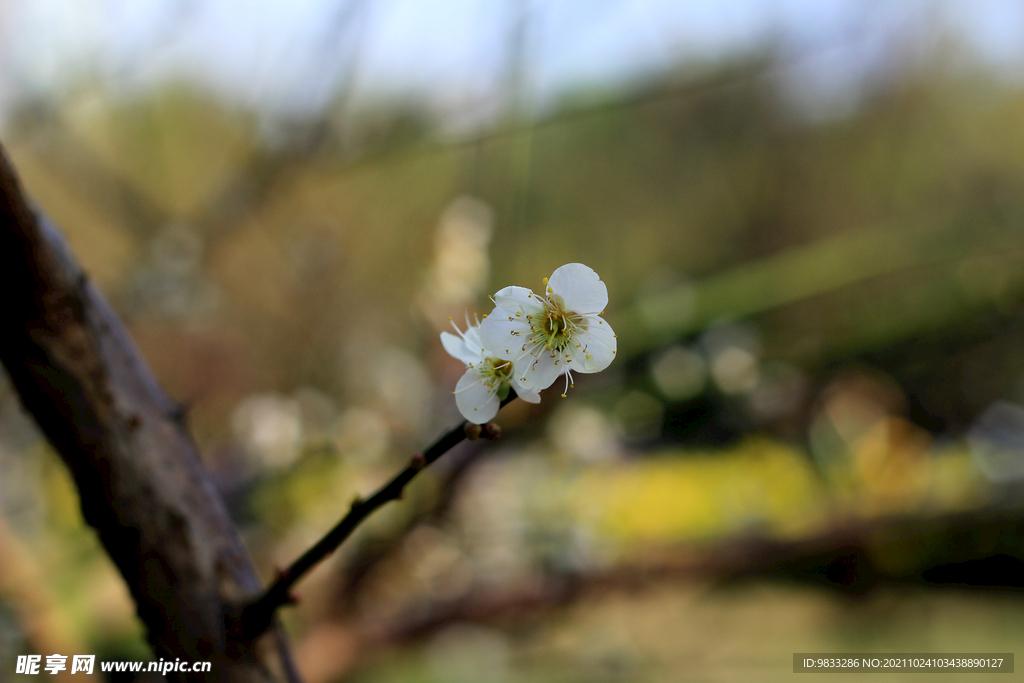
<box><xmin>293</xmin><ymin>499</ymin><xmax>1024</xmax><ymax>683</ymax></box>
<box><xmin>630</xmin><ymin>208</ymin><xmax>1024</xmax><ymax>356</ymax></box>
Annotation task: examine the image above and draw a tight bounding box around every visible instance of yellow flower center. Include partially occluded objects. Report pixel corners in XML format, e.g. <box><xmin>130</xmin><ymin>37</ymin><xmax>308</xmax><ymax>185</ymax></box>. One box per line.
<box><xmin>484</xmin><ymin>357</ymin><xmax>513</xmax><ymax>385</ymax></box>
<box><xmin>531</xmin><ymin>297</ymin><xmax>584</xmax><ymax>351</ymax></box>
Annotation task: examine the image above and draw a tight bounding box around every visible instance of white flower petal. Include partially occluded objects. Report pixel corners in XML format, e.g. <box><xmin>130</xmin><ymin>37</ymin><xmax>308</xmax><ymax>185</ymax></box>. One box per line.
<box><xmin>454</xmin><ymin>369</ymin><xmax>500</xmax><ymax>423</ymax></box>
<box><xmin>548</xmin><ymin>263</ymin><xmax>608</xmax><ymax>314</ymax></box>
<box><xmin>512</xmin><ymin>380</ymin><xmax>541</xmax><ymax>404</ymax></box>
<box><xmin>440</xmin><ymin>331</ymin><xmax>480</xmax><ymax>366</ymax></box>
<box><xmin>494</xmin><ymin>286</ymin><xmax>543</xmax><ymax>313</ymax></box>
<box><xmin>511</xmin><ymin>354</ymin><xmax>537</xmax><ymax>388</ymax></box>
<box><xmin>479</xmin><ymin>309</ymin><xmax>533</xmax><ymax>360</ymax></box>
<box><xmin>566</xmin><ymin>315</ymin><xmax>616</xmax><ymax>373</ymax></box>
<box><xmin>517</xmin><ymin>349</ymin><xmax>564</xmax><ymax>392</ymax></box>
<box><xmin>463</xmin><ymin>325</ymin><xmax>484</xmax><ymax>352</ymax></box>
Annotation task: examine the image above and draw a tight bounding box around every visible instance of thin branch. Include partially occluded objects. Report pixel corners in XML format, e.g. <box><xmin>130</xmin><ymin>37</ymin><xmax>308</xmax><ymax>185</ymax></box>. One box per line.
<box><xmin>329</xmin><ymin>423</ymin><xmax>517</xmax><ymax>613</ymax></box>
<box><xmin>237</xmin><ymin>392</ymin><xmax>517</xmax><ymax>639</ymax></box>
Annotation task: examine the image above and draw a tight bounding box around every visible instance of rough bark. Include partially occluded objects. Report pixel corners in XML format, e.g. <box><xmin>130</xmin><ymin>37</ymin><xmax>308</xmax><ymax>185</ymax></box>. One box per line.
<box><xmin>0</xmin><ymin>143</ymin><xmax>300</xmax><ymax>682</ymax></box>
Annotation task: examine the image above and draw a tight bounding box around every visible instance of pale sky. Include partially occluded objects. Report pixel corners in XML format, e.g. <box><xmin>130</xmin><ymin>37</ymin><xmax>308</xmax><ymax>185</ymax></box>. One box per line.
<box><xmin>1</xmin><ymin>0</ymin><xmax>1023</xmax><ymax>128</ymax></box>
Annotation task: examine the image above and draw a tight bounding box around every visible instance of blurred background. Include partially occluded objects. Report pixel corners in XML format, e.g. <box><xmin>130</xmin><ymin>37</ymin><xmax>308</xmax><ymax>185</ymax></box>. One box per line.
<box><xmin>3</xmin><ymin>1</ymin><xmax>1024</xmax><ymax>681</ymax></box>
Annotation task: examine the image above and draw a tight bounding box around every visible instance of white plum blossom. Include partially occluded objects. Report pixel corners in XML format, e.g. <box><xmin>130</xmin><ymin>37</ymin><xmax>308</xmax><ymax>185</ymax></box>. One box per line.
<box><xmin>479</xmin><ymin>263</ymin><xmax>616</xmax><ymax>396</ymax></box>
<box><xmin>441</xmin><ymin>317</ymin><xmax>540</xmax><ymax>423</ymax></box>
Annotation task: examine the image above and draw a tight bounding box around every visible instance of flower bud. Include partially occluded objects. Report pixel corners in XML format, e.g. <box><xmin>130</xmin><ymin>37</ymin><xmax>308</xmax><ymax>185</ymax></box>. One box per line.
<box><xmin>410</xmin><ymin>452</ymin><xmax>426</xmax><ymax>470</ymax></box>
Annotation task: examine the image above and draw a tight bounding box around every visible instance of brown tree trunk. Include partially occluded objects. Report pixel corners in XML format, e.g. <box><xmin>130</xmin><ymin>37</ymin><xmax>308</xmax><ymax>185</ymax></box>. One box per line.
<box><xmin>0</xmin><ymin>142</ymin><xmax>300</xmax><ymax>682</ymax></box>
